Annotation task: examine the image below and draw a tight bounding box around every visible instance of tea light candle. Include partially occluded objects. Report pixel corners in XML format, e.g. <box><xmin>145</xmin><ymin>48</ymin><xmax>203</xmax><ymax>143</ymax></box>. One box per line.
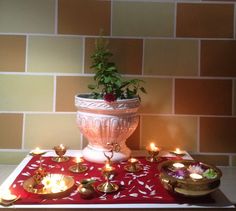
<box><xmin>190</xmin><ymin>173</ymin><xmax>203</xmax><ymax>180</ymax></box>
<box><xmin>173</xmin><ymin>162</ymin><xmax>185</xmax><ymax>169</ymax></box>
<box><xmin>0</xmin><ymin>189</ymin><xmax>17</xmax><ymax>202</ymax></box>
<box><xmin>33</xmin><ymin>147</ymin><xmax>43</xmax><ymax>155</ymax></box>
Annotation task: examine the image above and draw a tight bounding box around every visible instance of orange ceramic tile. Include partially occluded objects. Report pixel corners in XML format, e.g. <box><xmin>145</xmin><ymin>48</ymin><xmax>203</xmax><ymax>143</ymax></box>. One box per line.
<box><xmin>58</xmin><ymin>0</ymin><xmax>111</xmax><ymax>35</ymax></box>
<box><xmin>175</xmin><ymin>79</ymin><xmax>232</xmax><ymax>115</ymax></box>
<box><xmin>0</xmin><ymin>35</ymin><xmax>26</xmax><ymax>72</ymax></box>
<box><xmin>56</xmin><ymin>76</ymin><xmax>94</xmax><ymax>112</ymax></box>
<box><xmin>176</xmin><ymin>3</ymin><xmax>234</xmax><ymax>38</ymax></box>
<box><xmin>85</xmin><ymin>38</ymin><xmax>143</xmax><ymax>75</ymax></box>
<box><xmin>201</xmin><ymin>40</ymin><xmax>236</xmax><ymax>77</ymax></box>
<box><xmin>190</xmin><ymin>154</ymin><xmax>229</xmax><ymax>166</ymax></box>
<box><xmin>0</xmin><ymin>114</ymin><xmax>23</xmax><ymax>149</ymax></box>
<box><xmin>200</xmin><ymin>117</ymin><xmax>236</xmax><ymax>153</ymax></box>
<box><xmin>141</xmin><ymin>115</ymin><xmax>198</xmax><ymax>152</ymax></box>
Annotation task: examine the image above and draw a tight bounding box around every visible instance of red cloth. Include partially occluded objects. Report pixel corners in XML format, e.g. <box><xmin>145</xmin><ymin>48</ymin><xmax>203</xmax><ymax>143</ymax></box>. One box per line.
<box><xmin>9</xmin><ymin>156</ymin><xmax>213</xmax><ymax>205</ymax></box>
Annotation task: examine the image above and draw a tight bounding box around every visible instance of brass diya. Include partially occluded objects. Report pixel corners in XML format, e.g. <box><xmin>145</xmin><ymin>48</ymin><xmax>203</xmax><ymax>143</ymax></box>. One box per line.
<box><xmin>124</xmin><ymin>157</ymin><xmax>142</xmax><ymax>173</ymax></box>
<box><xmin>146</xmin><ymin>143</ymin><xmax>160</xmax><ymax>162</ymax></box>
<box><xmin>52</xmin><ymin>144</ymin><xmax>69</xmax><ymax>162</ymax></box>
<box><xmin>69</xmin><ymin>157</ymin><xmax>88</xmax><ymax>173</ymax></box>
<box><xmin>158</xmin><ymin>160</ymin><xmax>222</xmax><ymax>197</ymax></box>
<box><xmin>23</xmin><ymin>174</ymin><xmax>75</xmax><ymax>198</ymax></box>
<box><xmin>97</xmin><ymin>164</ymin><xmax>119</xmax><ymax>193</ymax></box>
<box><xmin>77</xmin><ymin>178</ymin><xmax>96</xmax><ymax>199</ymax></box>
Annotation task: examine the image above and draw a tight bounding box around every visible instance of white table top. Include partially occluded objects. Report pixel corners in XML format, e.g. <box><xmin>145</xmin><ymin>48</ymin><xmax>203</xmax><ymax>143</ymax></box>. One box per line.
<box><xmin>0</xmin><ymin>150</ymin><xmax>235</xmax><ymax>209</ymax></box>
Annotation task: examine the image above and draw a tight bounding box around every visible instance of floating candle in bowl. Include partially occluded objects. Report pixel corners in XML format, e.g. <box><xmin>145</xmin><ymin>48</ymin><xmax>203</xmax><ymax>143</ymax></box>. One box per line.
<box><xmin>190</xmin><ymin>173</ymin><xmax>203</xmax><ymax>180</ymax></box>
<box><xmin>173</xmin><ymin>162</ymin><xmax>185</xmax><ymax>169</ymax></box>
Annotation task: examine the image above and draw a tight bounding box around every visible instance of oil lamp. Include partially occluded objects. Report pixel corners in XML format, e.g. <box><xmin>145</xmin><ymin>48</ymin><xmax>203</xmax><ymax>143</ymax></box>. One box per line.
<box><xmin>146</xmin><ymin>142</ymin><xmax>160</xmax><ymax>162</ymax></box>
<box><xmin>52</xmin><ymin>144</ymin><xmax>69</xmax><ymax>162</ymax></box>
<box><xmin>69</xmin><ymin>155</ymin><xmax>88</xmax><ymax>173</ymax></box>
<box><xmin>172</xmin><ymin>148</ymin><xmax>186</xmax><ymax>156</ymax></box>
<box><xmin>124</xmin><ymin>157</ymin><xmax>142</xmax><ymax>173</ymax></box>
<box><xmin>97</xmin><ymin>163</ymin><xmax>119</xmax><ymax>193</ymax></box>
<box><xmin>0</xmin><ymin>188</ymin><xmax>18</xmax><ymax>203</ymax></box>
<box><xmin>172</xmin><ymin>162</ymin><xmax>185</xmax><ymax>169</ymax></box>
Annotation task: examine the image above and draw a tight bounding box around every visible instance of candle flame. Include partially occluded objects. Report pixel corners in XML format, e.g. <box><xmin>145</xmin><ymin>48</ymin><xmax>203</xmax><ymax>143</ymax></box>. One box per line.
<box><xmin>175</xmin><ymin>148</ymin><xmax>181</xmax><ymax>154</ymax></box>
<box><xmin>150</xmin><ymin>143</ymin><xmax>159</xmax><ymax>151</ymax></box>
<box><xmin>75</xmin><ymin>155</ymin><xmax>82</xmax><ymax>163</ymax></box>
<box><xmin>59</xmin><ymin>144</ymin><xmax>65</xmax><ymax>149</ymax></box>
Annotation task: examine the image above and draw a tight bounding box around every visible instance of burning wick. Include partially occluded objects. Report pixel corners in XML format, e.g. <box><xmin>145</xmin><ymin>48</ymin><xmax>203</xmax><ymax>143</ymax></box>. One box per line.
<box><xmin>190</xmin><ymin>173</ymin><xmax>203</xmax><ymax>180</ymax></box>
<box><xmin>104</xmin><ymin>163</ymin><xmax>113</xmax><ymax>172</ymax></box>
<box><xmin>129</xmin><ymin>157</ymin><xmax>138</xmax><ymax>164</ymax></box>
<box><xmin>149</xmin><ymin>143</ymin><xmax>159</xmax><ymax>152</ymax></box>
<box><xmin>75</xmin><ymin>155</ymin><xmax>83</xmax><ymax>164</ymax></box>
<box><xmin>174</xmin><ymin>148</ymin><xmax>182</xmax><ymax>155</ymax></box>
<box><xmin>0</xmin><ymin>189</ymin><xmax>17</xmax><ymax>202</ymax></box>
<box><xmin>32</xmin><ymin>147</ymin><xmax>43</xmax><ymax>155</ymax></box>
<box><xmin>59</xmin><ymin>144</ymin><xmax>65</xmax><ymax>150</ymax></box>
<box><xmin>173</xmin><ymin>162</ymin><xmax>185</xmax><ymax>169</ymax></box>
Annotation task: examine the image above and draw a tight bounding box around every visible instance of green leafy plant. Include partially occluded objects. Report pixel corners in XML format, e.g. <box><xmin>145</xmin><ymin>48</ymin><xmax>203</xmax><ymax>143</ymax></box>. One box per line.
<box><xmin>88</xmin><ymin>37</ymin><xmax>146</xmax><ymax>102</ymax></box>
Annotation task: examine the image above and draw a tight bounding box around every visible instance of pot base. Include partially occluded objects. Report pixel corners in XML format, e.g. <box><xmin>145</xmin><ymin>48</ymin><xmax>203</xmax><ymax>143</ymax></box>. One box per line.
<box><xmin>82</xmin><ymin>144</ymin><xmax>131</xmax><ymax>163</ymax></box>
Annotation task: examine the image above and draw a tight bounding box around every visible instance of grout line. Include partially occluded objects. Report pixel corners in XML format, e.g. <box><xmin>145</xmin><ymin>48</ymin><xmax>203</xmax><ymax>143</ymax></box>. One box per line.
<box><xmin>53</xmin><ymin>75</ymin><xmax>57</xmax><ymax>112</ymax></box>
<box><xmin>173</xmin><ymin>1</ymin><xmax>177</xmax><ymax>38</ymax></box>
<box><xmin>21</xmin><ymin>113</ymin><xmax>26</xmax><ymax>150</ymax></box>
<box><xmin>198</xmin><ymin>39</ymin><xmax>201</xmax><ymax>76</ymax></box>
<box><xmin>197</xmin><ymin>116</ymin><xmax>200</xmax><ymax>153</ymax></box>
<box><xmin>0</xmin><ymin>32</ymin><xmax>235</xmax><ymax>41</ymax></box>
<box><xmin>172</xmin><ymin>78</ymin><xmax>175</xmax><ymax>114</ymax></box>
<box><xmin>54</xmin><ymin>0</ymin><xmax>58</xmax><ymax>34</ymax></box>
<box><xmin>25</xmin><ymin>35</ymin><xmax>29</xmax><ymax>72</ymax></box>
<box><xmin>141</xmin><ymin>39</ymin><xmax>145</xmax><ymax>75</ymax></box>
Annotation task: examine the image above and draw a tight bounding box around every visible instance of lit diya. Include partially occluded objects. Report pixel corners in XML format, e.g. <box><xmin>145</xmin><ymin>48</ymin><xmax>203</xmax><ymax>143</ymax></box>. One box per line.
<box><xmin>69</xmin><ymin>155</ymin><xmax>88</xmax><ymax>173</ymax></box>
<box><xmin>52</xmin><ymin>144</ymin><xmax>69</xmax><ymax>162</ymax></box>
<box><xmin>146</xmin><ymin>143</ymin><xmax>160</xmax><ymax>162</ymax></box>
<box><xmin>124</xmin><ymin>157</ymin><xmax>142</xmax><ymax>173</ymax></box>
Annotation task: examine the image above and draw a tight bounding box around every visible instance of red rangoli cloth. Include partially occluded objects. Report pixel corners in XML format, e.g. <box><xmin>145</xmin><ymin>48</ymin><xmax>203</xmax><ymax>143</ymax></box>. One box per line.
<box><xmin>9</xmin><ymin>156</ymin><xmax>214</xmax><ymax>205</ymax></box>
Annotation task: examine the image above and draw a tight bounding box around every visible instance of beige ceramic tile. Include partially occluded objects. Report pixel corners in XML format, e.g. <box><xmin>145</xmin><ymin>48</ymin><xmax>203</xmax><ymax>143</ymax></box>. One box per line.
<box><xmin>56</xmin><ymin>76</ymin><xmax>94</xmax><ymax>112</ymax></box>
<box><xmin>112</xmin><ymin>2</ymin><xmax>174</xmax><ymax>37</ymax></box>
<box><xmin>0</xmin><ymin>35</ymin><xmax>26</xmax><ymax>72</ymax></box>
<box><xmin>0</xmin><ymin>0</ymin><xmax>55</xmax><ymax>33</ymax></box>
<box><xmin>0</xmin><ymin>151</ymin><xmax>28</xmax><ymax>164</ymax></box>
<box><xmin>0</xmin><ymin>75</ymin><xmax>53</xmax><ymax>111</ymax></box>
<box><xmin>137</xmin><ymin>77</ymin><xmax>172</xmax><ymax>114</ymax></box>
<box><xmin>141</xmin><ymin>115</ymin><xmax>198</xmax><ymax>152</ymax></box>
<box><xmin>28</xmin><ymin>36</ymin><xmax>83</xmax><ymax>73</ymax></box>
<box><xmin>24</xmin><ymin>114</ymin><xmax>81</xmax><ymax>150</ymax></box>
<box><xmin>0</xmin><ymin>114</ymin><xmax>23</xmax><ymax>149</ymax></box>
<box><xmin>144</xmin><ymin>39</ymin><xmax>198</xmax><ymax>76</ymax></box>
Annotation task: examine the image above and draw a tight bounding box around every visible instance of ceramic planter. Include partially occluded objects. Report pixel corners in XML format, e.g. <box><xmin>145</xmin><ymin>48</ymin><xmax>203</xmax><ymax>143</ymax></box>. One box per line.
<box><xmin>75</xmin><ymin>94</ymin><xmax>140</xmax><ymax>163</ymax></box>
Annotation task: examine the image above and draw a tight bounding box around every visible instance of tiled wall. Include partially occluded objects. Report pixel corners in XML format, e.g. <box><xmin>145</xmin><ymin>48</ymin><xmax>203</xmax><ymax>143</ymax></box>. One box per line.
<box><xmin>0</xmin><ymin>0</ymin><xmax>235</xmax><ymax>166</ymax></box>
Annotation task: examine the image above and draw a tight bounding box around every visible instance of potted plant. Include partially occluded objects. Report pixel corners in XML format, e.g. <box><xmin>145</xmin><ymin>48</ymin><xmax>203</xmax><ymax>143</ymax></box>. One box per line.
<box><xmin>75</xmin><ymin>37</ymin><xmax>146</xmax><ymax>163</ymax></box>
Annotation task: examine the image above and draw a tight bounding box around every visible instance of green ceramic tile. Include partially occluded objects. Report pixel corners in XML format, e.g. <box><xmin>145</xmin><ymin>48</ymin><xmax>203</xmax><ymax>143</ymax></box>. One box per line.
<box><xmin>0</xmin><ymin>0</ymin><xmax>55</xmax><ymax>33</ymax></box>
<box><xmin>24</xmin><ymin>114</ymin><xmax>81</xmax><ymax>150</ymax></box>
<box><xmin>137</xmin><ymin>77</ymin><xmax>172</xmax><ymax>114</ymax></box>
<box><xmin>0</xmin><ymin>151</ymin><xmax>28</xmax><ymax>165</ymax></box>
<box><xmin>0</xmin><ymin>75</ymin><xmax>53</xmax><ymax>111</ymax></box>
<box><xmin>141</xmin><ymin>115</ymin><xmax>198</xmax><ymax>152</ymax></box>
<box><xmin>112</xmin><ymin>2</ymin><xmax>174</xmax><ymax>37</ymax></box>
<box><xmin>144</xmin><ymin>39</ymin><xmax>198</xmax><ymax>76</ymax></box>
<box><xmin>28</xmin><ymin>36</ymin><xmax>83</xmax><ymax>73</ymax></box>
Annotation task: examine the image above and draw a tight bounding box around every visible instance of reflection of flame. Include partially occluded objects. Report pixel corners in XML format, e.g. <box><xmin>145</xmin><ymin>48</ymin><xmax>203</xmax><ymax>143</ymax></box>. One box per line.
<box><xmin>41</xmin><ymin>174</ymin><xmax>67</xmax><ymax>193</ymax></box>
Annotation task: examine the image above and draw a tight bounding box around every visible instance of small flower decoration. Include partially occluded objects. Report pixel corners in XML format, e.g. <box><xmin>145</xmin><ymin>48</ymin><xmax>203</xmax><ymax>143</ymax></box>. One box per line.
<box><xmin>104</xmin><ymin>93</ymin><xmax>116</xmax><ymax>102</ymax></box>
<box><xmin>188</xmin><ymin>163</ymin><xmax>205</xmax><ymax>174</ymax></box>
<box><xmin>168</xmin><ymin>169</ymin><xmax>188</xmax><ymax>179</ymax></box>
<box><xmin>203</xmin><ymin>169</ymin><xmax>218</xmax><ymax>179</ymax></box>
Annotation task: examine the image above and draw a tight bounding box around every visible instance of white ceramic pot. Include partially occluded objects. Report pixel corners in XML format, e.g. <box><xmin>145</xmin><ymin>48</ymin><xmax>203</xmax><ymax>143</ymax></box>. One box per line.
<box><xmin>75</xmin><ymin>94</ymin><xmax>140</xmax><ymax>163</ymax></box>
